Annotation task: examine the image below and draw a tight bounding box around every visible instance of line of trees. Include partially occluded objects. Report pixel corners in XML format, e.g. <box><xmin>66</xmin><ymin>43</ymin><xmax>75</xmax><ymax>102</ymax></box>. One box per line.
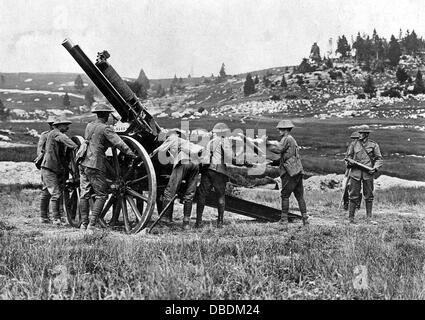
<box><xmin>336</xmin><ymin>29</ymin><xmax>425</xmax><ymax>67</ymax></box>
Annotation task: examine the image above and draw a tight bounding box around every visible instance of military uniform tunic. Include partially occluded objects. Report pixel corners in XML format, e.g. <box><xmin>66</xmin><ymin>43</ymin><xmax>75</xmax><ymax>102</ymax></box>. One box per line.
<box><xmin>346</xmin><ymin>138</ymin><xmax>383</xmax><ymax>203</ymax></box>
<box><xmin>197</xmin><ymin>136</ymin><xmax>233</xmax><ymax>199</ymax></box>
<box><xmin>269</xmin><ymin>134</ymin><xmax>307</xmax><ymax>218</ymax></box>
<box><xmin>80</xmin><ymin>119</ymin><xmax>135</xmax><ymax>201</ymax></box>
<box><xmin>40</xmin><ymin>128</ymin><xmax>77</xmax><ymax>217</ymax></box>
<box><xmin>154</xmin><ymin>133</ymin><xmax>202</xmax><ymax>203</ymax></box>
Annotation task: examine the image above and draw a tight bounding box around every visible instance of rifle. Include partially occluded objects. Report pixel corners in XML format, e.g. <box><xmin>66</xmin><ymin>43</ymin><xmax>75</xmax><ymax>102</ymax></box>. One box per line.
<box><xmin>338</xmin><ymin>168</ymin><xmax>351</xmax><ymax>210</ymax></box>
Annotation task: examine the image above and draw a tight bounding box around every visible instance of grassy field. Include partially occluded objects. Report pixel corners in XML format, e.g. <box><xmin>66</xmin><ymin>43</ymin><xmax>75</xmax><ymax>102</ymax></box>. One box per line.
<box><xmin>1</xmin><ymin>186</ymin><xmax>424</xmax><ymax>299</ymax></box>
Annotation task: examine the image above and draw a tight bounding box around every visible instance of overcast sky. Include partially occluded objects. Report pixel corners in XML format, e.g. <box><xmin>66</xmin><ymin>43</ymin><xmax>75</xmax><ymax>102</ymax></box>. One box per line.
<box><xmin>0</xmin><ymin>0</ymin><xmax>424</xmax><ymax>79</ymax></box>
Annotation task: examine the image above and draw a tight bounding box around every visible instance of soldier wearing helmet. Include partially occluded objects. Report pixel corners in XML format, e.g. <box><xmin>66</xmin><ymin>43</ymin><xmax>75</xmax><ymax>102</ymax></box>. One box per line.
<box><xmin>79</xmin><ymin>104</ymin><xmax>139</xmax><ymax>232</ymax></box>
<box><xmin>195</xmin><ymin>122</ymin><xmax>236</xmax><ymax>228</ymax></box>
<box><xmin>41</xmin><ymin>116</ymin><xmax>78</xmax><ymax>225</ymax></box>
<box><xmin>268</xmin><ymin>120</ymin><xmax>308</xmax><ymax>226</ymax></box>
<box><xmin>36</xmin><ymin>115</ymin><xmax>57</xmax><ymax>223</ymax></box>
<box><xmin>342</xmin><ymin>132</ymin><xmax>361</xmax><ymax>211</ymax></box>
<box><xmin>153</xmin><ymin>127</ymin><xmax>203</xmax><ymax>230</ymax></box>
<box><xmin>345</xmin><ymin>124</ymin><xmax>383</xmax><ymax>223</ymax></box>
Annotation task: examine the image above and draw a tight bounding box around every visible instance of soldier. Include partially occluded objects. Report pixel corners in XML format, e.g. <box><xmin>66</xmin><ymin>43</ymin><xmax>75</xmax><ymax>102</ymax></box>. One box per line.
<box><xmin>268</xmin><ymin>120</ymin><xmax>308</xmax><ymax>226</ymax></box>
<box><xmin>79</xmin><ymin>104</ymin><xmax>139</xmax><ymax>232</ymax></box>
<box><xmin>342</xmin><ymin>131</ymin><xmax>362</xmax><ymax>211</ymax></box>
<box><xmin>154</xmin><ymin>129</ymin><xmax>202</xmax><ymax>230</ymax></box>
<box><xmin>195</xmin><ymin>122</ymin><xmax>235</xmax><ymax>228</ymax></box>
<box><xmin>37</xmin><ymin>116</ymin><xmax>56</xmax><ymax>223</ymax></box>
<box><xmin>41</xmin><ymin>117</ymin><xmax>78</xmax><ymax>225</ymax></box>
<box><xmin>345</xmin><ymin>125</ymin><xmax>383</xmax><ymax>223</ymax></box>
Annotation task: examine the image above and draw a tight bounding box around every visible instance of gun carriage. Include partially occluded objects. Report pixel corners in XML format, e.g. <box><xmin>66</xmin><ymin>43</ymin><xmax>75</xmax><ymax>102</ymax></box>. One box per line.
<box><xmin>61</xmin><ymin>39</ymin><xmax>300</xmax><ymax>234</ymax></box>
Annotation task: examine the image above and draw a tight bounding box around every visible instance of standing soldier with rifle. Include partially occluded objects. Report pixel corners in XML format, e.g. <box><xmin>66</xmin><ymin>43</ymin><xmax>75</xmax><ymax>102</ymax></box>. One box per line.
<box><xmin>41</xmin><ymin>117</ymin><xmax>78</xmax><ymax>225</ymax></box>
<box><xmin>342</xmin><ymin>131</ymin><xmax>362</xmax><ymax>211</ymax></box>
<box><xmin>345</xmin><ymin>125</ymin><xmax>383</xmax><ymax>223</ymax></box>
<box><xmin>79</xmin><ymin>104</ymin><xmax>139</xmax><ymax>232</ymax></box>
<box><xmin>268</xmin><ymin>120</ymin><xmax>308</xmax><ymax>226</ymax></box>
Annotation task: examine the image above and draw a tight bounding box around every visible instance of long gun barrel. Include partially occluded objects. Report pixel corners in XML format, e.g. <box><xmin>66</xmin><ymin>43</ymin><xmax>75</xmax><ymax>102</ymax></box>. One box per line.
<box><xmin>62</xmin><ymin>38</ymin><xmax>160</xmax><ymax>136</ymax></box>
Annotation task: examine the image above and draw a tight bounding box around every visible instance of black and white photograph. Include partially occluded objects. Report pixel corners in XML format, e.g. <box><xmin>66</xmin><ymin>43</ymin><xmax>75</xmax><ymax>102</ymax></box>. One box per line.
<box><xmin>1</xmin><ymin>0</ymin><xmax>425</xmax><ymax>305</ymax></box>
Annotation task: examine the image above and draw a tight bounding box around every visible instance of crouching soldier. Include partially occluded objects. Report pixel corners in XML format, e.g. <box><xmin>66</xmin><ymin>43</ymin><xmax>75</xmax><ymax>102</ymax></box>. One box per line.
<box><xmin>79</xmin><ymin>104</ymin><xmax>139</xmax><ymax>232</ymax></box>
<box><xmin>268</xmin><ymin>120</ymin><xmax>308</xmax><ymax>226</ymax></box>
<box><xmin>342</xmin><ymin>131</ymin><xmax>362</xmax><ymax>211</ymax></box>
<box><xmin>41</xmin><ymin>117</ymin><xmax>78</xmax><ymax>225</ymax></box>
<box><xmin>345</xmin><ymin>125</ymin><xmax>383</xmax><ymax>223</ymax></box>
<box><xmin>153</xmin><ymin>129</ymin><xmax>202</xmax><ymax>230</ymax></box>
<box><xmin>195</xmin><ymin>123</ymin><xmax>236</xmax><ymax>228</ymax></box>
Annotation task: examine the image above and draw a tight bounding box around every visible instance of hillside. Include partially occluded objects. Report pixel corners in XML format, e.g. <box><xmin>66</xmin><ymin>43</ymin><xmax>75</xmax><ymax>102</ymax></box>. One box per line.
<box><xmin>2</xmin><ymin>54</ymin><xmax>425</xmax><ymax>182</ymax></box>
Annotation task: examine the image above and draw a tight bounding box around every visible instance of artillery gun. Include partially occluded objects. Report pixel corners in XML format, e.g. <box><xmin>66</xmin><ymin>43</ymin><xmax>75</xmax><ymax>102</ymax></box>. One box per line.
<box><xmin>61</xmin><ymin>39</ymin><xmax>300</xmax><ymax>234</ymax></box>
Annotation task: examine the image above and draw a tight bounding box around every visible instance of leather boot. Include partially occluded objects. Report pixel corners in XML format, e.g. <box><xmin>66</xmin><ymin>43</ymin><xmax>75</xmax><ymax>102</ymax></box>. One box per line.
<box><xmin>161</xmin><ymin>198</ymin><xmax>174</xmax><ymax>223</ymax></box>
<box><xmin>79</xmin><ymin>198</ymin><xmax>90</xmax><ymax>228</ymax></box>
<box><xmin>40</xmin><ymin>190</ymin><xmax>51</xmax><ymax>222</ymax></box>
<box><xmin>366</xmin><ymin>201</ymin><xmax>373</xmax><ymax>221</ymax></box>
<box><xmin>183</xmin><ymin>201</ymin><xmax>192</xmax><ymax>230</ymax></box>
<box><xmin>51</xmin><ymin>198</ymin><xmax>61</xmax><ymax>222</ymax></box>
<box><xmin>280</xmin><ymin>198</ymin><xmax>290</xmax><ymax>225</ymax></box>
<box><xmin>348</xmin><ymin>201</ymin><xmax>356</xmax><ymax>223</ymax></box>
<box><xmin>301</xmin><ymin>212</ymin><xmax>309</xmax><ymax>226</ymax></box>
<box><xmin>88</xmin><ymin>198</ymin><xmax>107</xmax><ymax>227</ymax></box>
<box><xmin>217</xmin><ymin>203</ymin><xmax>225</xmax><ymax>228</ymax></box>
<box><xmin>195</xmin><ymin>202</ymin><xmax>205</xmax><ymax>228</ymax></box>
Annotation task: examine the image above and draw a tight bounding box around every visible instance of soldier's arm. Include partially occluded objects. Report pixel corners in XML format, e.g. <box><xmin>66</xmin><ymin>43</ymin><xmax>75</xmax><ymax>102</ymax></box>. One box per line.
<box><xmin>268</xmin><ymin>138</ymin><xmax>288</xmax><ymax>154</ymax></box>
<box><xmin>36</xmin><ymin>133</ymin><xmax>47</xmax><ymax>156</ymax></box>
<box><xmin>104</xmin><ymin>126</ymin><xmax>137</xmax><ymax>157</ymax></box>
<box><xmin>373</xmin><ymin>144</ymin><xmax>383</xmax><ymax>170</ymax></box>
<box><xmin>55</xmin><ymin>133</ymin><xmax>78</xmax><ymax>149</ymax></box>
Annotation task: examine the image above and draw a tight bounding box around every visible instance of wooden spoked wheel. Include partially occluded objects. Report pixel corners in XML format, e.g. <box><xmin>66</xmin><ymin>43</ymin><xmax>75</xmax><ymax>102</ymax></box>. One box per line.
<box><xmin>63</xmin><ymin>135</ymin><xmax>85</xmax><ymax>228</ymax></box>
<box><xmin>98</xmin><ymin>136</ymin><xmax>157</xmax><ymax>234</ymax></box>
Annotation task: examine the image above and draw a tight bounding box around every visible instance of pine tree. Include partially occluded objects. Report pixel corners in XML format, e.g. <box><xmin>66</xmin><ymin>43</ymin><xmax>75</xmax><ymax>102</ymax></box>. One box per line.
<box><xmin>0</xmin><ymin>74</ymin><xmax>5</xmax><ymax>87</ymax></box>
<box><xmin>309</xmin><ymin>42</ymin><xmax>321</xmax><ymax>62</ymax></box>
<box><xmin>298</xmin><ymin>58</ymin><xmax>313</xmax><ymax>73</ymax></box>
<box><xmin>388</xmin><ymin>35</ymin><xmax>402</xmax><ymax>66</ymax></box>
<box><xmin>281</xmin><ymin>75</ymin><xmax>287</xmax><ymax>88</ymax></box>
<box><xmin>254</xmin><ymin>75</ymin><xmax>259</xmax><ymax>84</ymax></box>
<box><xmin>363</xmin><ymin>75</ymin><xmax>376</xmax><ymax>98</ymax></box>
<box><xmin>85</xmin><ymin>87</ymin><xmax>96</xmax><ymax>106</ymax></box>
<box><xmin>169</xmin><ymin>85</ymin><xmax>174</xmax><ymax>95</ymax></box>
<box><xmin>396</xmin><ymin>67</ymin><xmax>409</xmax><ymax>83</ymax></box>
<box><xmin>136</xmin><ymin>68</ymin><xmax>150</xmax><ymax>90</ymax></box>
<box><xmin>172</xmin><ymin>74</ymin><xmax>178</xmax><ymax>85</ymax></box>
<box><xmin>63</xmin><ymin>92</ymin><xmax>71</xmax><ymax>107</ymax></box>
<box><xmin>74</xmin><ymin>75</ymin><xmax>84</xmax><ymax>91</ymax></box>
<box><xmin>156</xmin><ymin>83</ymin><xmax>166</xmax><ymax>97</ymax></box>
<box><xmin>219</xmin><ymin>63</ymin><xmax>226</xmax><ymax>79</ymax></box>
<box><xmin>243</xmin><ymin>73</ymin><xmax>255</xmax><ymax>96</ymax></box>
<box><xmin>0</xmin><ymin>98</ymin><xmax>9</xmax><ymax>120</ymax></box>
<box><xmin>336</xmin><ymin>35</ymin><xmax>351</xmax><ymax>57</ymax></box>
<box><xmin>414</xmin><ymin>70</ymin><xmax>425</xmax><ymax>94</ymax></box>
<box><xmin>263</xmin><ymin>76</ymin><xmax>271</xmax><ymax>88</ymax></box>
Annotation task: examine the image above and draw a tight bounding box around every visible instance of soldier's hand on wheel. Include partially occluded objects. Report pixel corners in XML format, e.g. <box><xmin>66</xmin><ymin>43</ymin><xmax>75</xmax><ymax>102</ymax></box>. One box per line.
<box><xmin>128</xmin><ymin>153</ymin><xmax>140</xmax><ymax>160</ymax></box>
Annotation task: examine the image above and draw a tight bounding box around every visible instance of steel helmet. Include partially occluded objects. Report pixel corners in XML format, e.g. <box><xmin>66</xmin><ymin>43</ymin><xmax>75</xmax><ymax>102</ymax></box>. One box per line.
<box><xmin>350</xmin><ymin>131</ymin><xmax>360</xmax><ymax>139</ymax></box>
<box><xmin>212</xmin><ymin>122</ymin><xmax>230</xmax><ymax>134</ymax></box>
<box><xmin>276</xmin><ymin>120</ymin><xmax>294</xmax><ymax>129</ymax></box>
<box><xmin>46</xmin><ymin>115</ymin><xmax>56</xmax><ymax>124</ymax></box>
<box><xmin>91</xmin><ymin>104</ymin><xmax>114</xmax><ymax>113</ymax></box>
<box><xmin>357</xmin><ymin>125</ymin><xmax>372</xmax><ymax>133</ymax></box>
<box><xmin>53</xmin><ymin>116</ymin><xmax>72</xmax><ymax>126</ymax></box>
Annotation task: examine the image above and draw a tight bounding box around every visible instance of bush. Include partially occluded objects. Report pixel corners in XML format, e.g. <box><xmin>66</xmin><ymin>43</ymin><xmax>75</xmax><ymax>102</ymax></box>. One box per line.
<box><xmin>381</xmin><ymin>88</ymin><xmax>402</xmax><ymax>98</ymax></box>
